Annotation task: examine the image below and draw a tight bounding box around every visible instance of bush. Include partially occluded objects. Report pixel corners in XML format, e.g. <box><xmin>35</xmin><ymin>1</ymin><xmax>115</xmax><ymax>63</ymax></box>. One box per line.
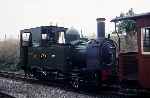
<box><xmin>0</xmin><ymin>39</ymin><xmax>20</xmax><ymax>71</ymax></box>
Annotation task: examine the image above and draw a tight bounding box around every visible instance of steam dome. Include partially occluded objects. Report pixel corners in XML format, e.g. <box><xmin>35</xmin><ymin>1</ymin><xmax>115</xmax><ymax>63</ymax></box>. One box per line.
<box><xmin>65</xmin><ymin>27</ymin><xmax>80</xmax><ymax>43</ymax></box>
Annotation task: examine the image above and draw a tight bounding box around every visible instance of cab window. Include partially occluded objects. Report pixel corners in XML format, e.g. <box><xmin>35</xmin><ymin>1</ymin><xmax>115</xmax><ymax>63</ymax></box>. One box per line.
<box><xmin>58</xmin><ymin>32</ymin><xmax>65</xmax><ymax>44</ymax></box>
<box><xmin>42</xmin><ymin>33</ymin><xmax>48</xmax><ymax>40</ymax></box>
<box><xmin>22</xmin><ymin>32</ymin><xmax>30</xmax><ymax>41</ymax></box>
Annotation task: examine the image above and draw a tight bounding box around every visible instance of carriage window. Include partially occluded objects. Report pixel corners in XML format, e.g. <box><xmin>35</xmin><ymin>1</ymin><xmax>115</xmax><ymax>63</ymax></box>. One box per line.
<box><xmin>22</xmin><ymin>32</ymin><xmax>30</xmax><ymax>41</ymax></box>
<box><xmin>142</xmin><ymin>27</ymin><xmax>150</xmax><ymax>53</ymax></box>
<box><xmin>42</xmin><ymin>34</ymin><xmax>48</xmax><ymax>40</ymax></box>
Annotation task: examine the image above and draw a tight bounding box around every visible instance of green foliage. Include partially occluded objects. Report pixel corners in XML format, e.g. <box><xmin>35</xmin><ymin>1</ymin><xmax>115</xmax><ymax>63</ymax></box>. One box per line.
<box><xmin>117</xmin><ymin>8</ymin><xmax>136</xmax><ymax>34</ymax></box>
<box><xmin>114</xmin><ymin>8</ymin><xmax>138</xmax><ymax>53</ymax></box>
<box><xmin>117</xmin><ymin>20</ymin><xmax>136</xmax><ymax>33</ymax></box>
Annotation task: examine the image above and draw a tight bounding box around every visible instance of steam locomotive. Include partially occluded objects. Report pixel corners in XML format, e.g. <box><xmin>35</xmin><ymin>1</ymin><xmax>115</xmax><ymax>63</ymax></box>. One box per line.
<box><xmin>20</xmin><ymin>18</ymin><xmax>117</xmax><ymax>88</ymax></box>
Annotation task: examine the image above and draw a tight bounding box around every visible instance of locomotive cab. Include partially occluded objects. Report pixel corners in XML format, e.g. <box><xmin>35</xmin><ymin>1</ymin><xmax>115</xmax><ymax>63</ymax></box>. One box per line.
<box><xmin>20</xmin><ymin>26</ymin><xmax>71</xmax><ymax>77</ymax></box>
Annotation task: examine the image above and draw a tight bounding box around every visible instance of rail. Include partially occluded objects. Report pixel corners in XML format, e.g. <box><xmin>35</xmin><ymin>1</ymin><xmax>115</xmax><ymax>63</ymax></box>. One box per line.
<box><xmin>0</xmin><ymin>71</ymin><xmax>149</xmax><ymax>97</ymax></box>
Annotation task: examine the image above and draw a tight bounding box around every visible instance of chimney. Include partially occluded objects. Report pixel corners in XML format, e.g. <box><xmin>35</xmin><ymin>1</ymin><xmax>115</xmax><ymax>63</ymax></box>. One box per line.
<box><xmin>96</xmin><ymin>18</ymin><xmax>105</xmax><ymax>38</ymax></box>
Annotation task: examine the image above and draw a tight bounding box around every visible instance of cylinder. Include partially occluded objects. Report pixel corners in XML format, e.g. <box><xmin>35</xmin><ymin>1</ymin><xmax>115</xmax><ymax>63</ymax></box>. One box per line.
<box><xmin>96</xmin><ymin>18</ymin><xmax>105</xmax><ymax>38</ymax></box>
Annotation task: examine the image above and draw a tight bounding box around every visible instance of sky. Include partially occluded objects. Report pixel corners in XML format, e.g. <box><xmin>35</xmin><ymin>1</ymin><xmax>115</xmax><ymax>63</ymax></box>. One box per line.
<box><xmin>0</xmin><ymin>0</ymin><xmax>150</xmax><ymax>39</ymax></box>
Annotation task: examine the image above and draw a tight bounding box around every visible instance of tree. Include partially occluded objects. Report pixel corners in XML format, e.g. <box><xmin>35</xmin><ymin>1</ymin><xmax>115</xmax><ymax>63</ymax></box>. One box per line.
<box><xmin>126</xmin><ymin>8</ymin><xmax>135</xmax><ymax>16</ymax></box>
<box><xmin>116</xmin><ymin>8</ymin><xmax>138</xmax><ymax>52</ymax></box>
<box><xmin>117</xmin><ymin>8</ymin><xmax>136</xmax><ymax>35</ymax></box>
<box><xmin>118</xmin><ymin>19</ymin><xmax>136</xmax><ymax>35</ymax></box>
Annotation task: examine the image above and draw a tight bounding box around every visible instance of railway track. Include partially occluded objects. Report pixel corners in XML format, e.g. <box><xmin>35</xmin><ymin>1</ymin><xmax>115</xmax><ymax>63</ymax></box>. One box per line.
<box><xmin>0</xmin><ymin>71</ymin><xmax>149</xmax><ymax>98</ymax></box>
<box><xmin>0</xmin><ymin>71</ymin><xmax>64</xmax><ymax>88</ymax></box>
<box><xmin>0</xmin><ymin>92</ymin><xmax>15</xmax><ymax>98</ymax></box>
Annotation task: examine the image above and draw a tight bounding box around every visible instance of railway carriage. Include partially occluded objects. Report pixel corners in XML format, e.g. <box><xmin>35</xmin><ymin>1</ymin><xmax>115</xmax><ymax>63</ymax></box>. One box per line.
<box><xmin>111</xmin><ymin>12</ymin><xmax>150</xmax><ymax>89</ymax></box>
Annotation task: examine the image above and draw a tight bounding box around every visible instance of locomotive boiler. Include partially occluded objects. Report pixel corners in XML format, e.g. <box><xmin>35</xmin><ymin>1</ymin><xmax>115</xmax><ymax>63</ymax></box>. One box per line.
<box><xmin>20</xmin><ymin>18</ymin><xmax>117</xmax><ymax>88</ymax></box>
